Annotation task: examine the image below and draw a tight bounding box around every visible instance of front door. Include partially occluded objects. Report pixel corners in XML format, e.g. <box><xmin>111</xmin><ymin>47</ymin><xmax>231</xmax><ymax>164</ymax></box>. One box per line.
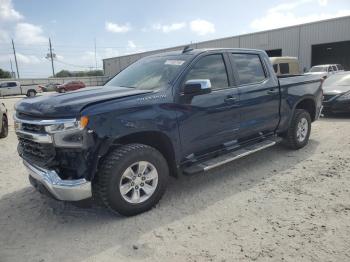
<box><xmin>177</xmin><ymin>53</ymin><xmax>240</xmax><ymax>158</ymax></box>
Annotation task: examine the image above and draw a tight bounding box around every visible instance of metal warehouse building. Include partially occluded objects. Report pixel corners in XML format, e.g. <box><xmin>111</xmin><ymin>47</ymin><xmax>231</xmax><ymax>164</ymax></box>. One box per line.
<box><xmin>103</xmin><ymin>16</ymin><xmax>350</xmax><ymax>77</ymax></box>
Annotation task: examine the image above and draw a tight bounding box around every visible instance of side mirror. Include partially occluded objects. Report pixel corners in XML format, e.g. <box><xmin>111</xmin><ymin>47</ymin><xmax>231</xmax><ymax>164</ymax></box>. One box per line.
<box><xmin>183</xmin><ymin>79</ymin><xmax>212</xmax><ymax>96</ymax></box>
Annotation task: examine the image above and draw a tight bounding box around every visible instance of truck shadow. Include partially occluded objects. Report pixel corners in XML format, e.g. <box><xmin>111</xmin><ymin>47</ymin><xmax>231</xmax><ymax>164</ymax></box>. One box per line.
<box><xmin>0</xmin><ymin>140</ymin><xmax>319</xmax><ymax>261</ymax></box>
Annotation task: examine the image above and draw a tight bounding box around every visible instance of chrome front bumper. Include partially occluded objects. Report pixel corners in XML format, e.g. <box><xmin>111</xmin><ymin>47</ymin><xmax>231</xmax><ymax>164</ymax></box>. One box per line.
<box><xmin>23</xmin><ymin>160</ymin><xmax>92</xmax><ymax>201</ymax></box>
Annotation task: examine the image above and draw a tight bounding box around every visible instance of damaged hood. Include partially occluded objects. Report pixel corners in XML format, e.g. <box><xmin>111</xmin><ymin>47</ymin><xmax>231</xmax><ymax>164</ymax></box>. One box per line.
<box><xmin>15</xmin><ymin>86</ymin><xmax>153</xmax><ymax>118</ymax></box>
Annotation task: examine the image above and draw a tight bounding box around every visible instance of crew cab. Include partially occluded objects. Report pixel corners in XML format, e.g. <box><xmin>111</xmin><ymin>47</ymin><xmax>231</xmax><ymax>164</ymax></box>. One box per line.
<box><xmin>0</xmin><ymin>81</ymin><xmax>41</xmax><ymax>97</ymax></box>
<box><xmin>14</xmin><ymin>48</ymin><xmax>323</xmax><ymax>216</ymax></box>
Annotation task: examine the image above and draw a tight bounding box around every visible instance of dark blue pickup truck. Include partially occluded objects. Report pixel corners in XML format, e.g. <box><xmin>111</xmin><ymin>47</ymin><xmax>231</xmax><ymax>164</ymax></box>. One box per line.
<box><xmin>14</xmin><ymin>48</ymin><xmax>323</xmax><ymax>216</ymax></box>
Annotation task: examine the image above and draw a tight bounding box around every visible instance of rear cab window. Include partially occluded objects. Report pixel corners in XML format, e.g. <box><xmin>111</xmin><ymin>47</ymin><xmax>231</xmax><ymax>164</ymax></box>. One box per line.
<box><xmin>231</xmin><ymin>53</ymin><xmax>267</xmax><ymax>85</ymax></box>
<box><xmin>279</xmin><ymin>63</ymin><xmax>290</xmax><ymax>74</ymax></box>
<box><xmin>337</xmin><ymin>64</ymin><xmax>344</xmax><ymax>70</ymax></box>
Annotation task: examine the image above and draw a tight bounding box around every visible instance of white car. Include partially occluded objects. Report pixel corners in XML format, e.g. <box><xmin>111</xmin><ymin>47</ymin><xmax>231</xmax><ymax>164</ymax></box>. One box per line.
<box><xmin>0</xmin><ymin>81</ymin><xmax>42</xmax><ymax>97</ymax></box>
<box><xmin>306</xmin><ymin>64</ymin><xmax>345</xmax><ymax>78</ymax></box>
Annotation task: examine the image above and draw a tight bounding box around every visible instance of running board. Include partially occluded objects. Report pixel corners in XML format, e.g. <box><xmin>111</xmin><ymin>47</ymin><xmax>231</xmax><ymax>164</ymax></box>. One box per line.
<box><xmin>183</xmin><ymin>137</ymin><xmax>282</xmax><ymax>175</ymax></box>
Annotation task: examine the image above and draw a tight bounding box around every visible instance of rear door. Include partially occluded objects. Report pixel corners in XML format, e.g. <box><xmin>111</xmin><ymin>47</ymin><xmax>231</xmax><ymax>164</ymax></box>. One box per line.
<box><xmin>229</xmin><ymin>52</ymin><xmax>280</xmax><ymax>140</ymax></box>
<box><xmin>177</xmin><ymin>52</ymin><xmax>240</xmax><ymax>157</ymax></box>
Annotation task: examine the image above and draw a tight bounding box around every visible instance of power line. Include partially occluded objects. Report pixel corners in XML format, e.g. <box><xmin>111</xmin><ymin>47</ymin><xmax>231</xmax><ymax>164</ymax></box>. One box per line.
<box><xmin>11</xmin><ymin>39</ymin><xmax>20</xmax><ymax>78</ymax></box>
<box><xmin>94</xmin><ymin>38</ymin><xmax>97</xmax><ymax>70</ymax></box>
<box><xmin>49</xmin><ymin>38</ymin><xmax>55</xmax><ymax>77</ymax></box>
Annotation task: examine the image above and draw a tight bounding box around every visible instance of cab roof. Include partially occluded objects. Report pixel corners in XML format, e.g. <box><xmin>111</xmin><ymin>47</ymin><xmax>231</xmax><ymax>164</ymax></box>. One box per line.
<box><xmin>148</xmin><ymin>48</ymin><xmax>267</xmax><ymax>58</ymax></box>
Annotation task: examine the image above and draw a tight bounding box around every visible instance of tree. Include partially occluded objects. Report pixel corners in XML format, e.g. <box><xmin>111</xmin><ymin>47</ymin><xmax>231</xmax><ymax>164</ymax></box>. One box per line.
<box><xmin>54</xmin><ymin>70</ymin><xmax>104</xmax><ymax>78</ymax></box>
<box><xmin>0</xmin><ymin>68</ymin><xmax>11</xmax><ymax>78</ymax></box>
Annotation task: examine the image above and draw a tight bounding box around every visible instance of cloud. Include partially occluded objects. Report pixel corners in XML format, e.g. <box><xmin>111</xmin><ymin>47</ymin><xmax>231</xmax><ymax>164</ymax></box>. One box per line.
<box><xmin>0</xmin><ymin>52</ymin><xmax>42</xmax><ymax>65</ymax></box>
<box><xmin>251</xmin><ymin>0</ymin><xmax>348</xmax><ymax>31</ymax></box>
<box><xmin>152</xmin><ymin>22</ymin><xmax>186</xmax><ymax>33</ymax></box>
<box><xmin>16</xmin><ymin>53</ymin><xmax>42</xmax><ymax>64</ymax></box>
<box><xmin>127</xmin><ymin>40</ymin><xmax>136</xmax><ymax>49</ymax></box>
<box><xmin>105</xmin><ymin>21</ymin><xmax>131</xmax><ymax>33</ymax></box>
<box><xmin>0</xmin><ymin>0</ymin><xmax>23</xmax><ymax>21</ymax></box>
<box><xmin>15</xmin><ymin>23</ymin><xmax>47</xmax><ymax>44</ymax></box>
<box><xmin>0</xmin><ymin>29</ymin><xmax>10</xmax><ymax>43</ymax></box>
<box><xmin>189</xmin><ymin>19</ymin><xmax>215</xmax><ymax>36</ymax></box>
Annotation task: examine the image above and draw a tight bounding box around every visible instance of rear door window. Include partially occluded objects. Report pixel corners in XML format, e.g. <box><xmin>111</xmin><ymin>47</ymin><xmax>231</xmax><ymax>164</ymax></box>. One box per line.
<box><xmin>332</xmin><ymin>65</ymin><xmax>337</xmax><ymax>72</ymax></box>
<box><xmin>231</xmin><ymin>53</ymin><xmax>266</xmax><ymax>85</ymax></box>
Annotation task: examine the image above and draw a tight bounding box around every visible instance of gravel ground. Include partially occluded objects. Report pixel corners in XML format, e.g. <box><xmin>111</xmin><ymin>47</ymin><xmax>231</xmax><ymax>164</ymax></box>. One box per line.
<box><xmin>0</xmin><ymin>96</ymin><xmax>350</xmax><ymax>262</ymax></box>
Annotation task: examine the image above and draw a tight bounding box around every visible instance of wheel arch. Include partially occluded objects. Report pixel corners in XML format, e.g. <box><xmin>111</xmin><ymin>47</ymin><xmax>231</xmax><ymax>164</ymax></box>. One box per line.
<box><xmin>292</xmin><ymin>96</ymin><xmax>317</xmax><ymax>122</ymax></box>
<box><xmin>95</xmin><ymin>131</ymin><xmax>179</xmax><ymax>179</ymax></box>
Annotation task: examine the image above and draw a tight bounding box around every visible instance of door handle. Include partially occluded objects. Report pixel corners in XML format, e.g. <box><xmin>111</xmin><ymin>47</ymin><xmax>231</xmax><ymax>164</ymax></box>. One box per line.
<box><xmin>267</xmin><ymin>88</ymin><xmax>279</xmax><ymax>95</ymax></box>
<box><xmin>224</xmin><ymin>95</ymin><xmax>237</xmax><ymax>103</ymax></box>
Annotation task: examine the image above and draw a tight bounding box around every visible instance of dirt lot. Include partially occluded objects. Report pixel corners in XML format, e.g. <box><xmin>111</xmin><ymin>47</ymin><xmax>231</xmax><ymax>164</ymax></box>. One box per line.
<box><xmin>0</xmin><ymin>96</ymin><xmax>349</xmax><ymax>262</ymax></box>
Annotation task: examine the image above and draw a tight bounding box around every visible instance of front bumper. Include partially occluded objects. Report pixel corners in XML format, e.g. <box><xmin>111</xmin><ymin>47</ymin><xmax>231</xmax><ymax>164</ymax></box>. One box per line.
<box><xmin>24</xmin><ymin>160</ymin><xmax>92</xmax><ymax>201</ymax></box>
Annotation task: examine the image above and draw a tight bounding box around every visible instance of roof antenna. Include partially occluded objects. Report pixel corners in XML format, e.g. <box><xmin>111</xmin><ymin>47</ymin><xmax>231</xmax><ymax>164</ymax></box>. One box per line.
<box><xmin>182</xmin><ymin>45</ymin><xmax>193</xmax><ymax>53</ymax></box>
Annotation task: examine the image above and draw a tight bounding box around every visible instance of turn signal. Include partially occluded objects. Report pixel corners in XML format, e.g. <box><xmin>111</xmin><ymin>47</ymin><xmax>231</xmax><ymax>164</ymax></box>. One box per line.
<box><xmin>80</xmin><ymin>116</ymin><xmax>89</xmax><ymax>129</ymax></box>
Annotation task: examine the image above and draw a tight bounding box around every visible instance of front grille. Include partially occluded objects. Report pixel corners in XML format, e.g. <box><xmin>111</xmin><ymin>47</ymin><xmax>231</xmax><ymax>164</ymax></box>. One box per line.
<box><xmin>22</xmin><ymin>123</ymin><xmax>46</xmax><ymax>133</ymax></box>
<box><xmin>18</xmin><ymin>137</ymin><xmax>56</xmax><ymax>166</ymax></box>
<box><xmin>323</xmin><ymin>94</ymin><xmax>336</xmax><ymax>102</ymax></box>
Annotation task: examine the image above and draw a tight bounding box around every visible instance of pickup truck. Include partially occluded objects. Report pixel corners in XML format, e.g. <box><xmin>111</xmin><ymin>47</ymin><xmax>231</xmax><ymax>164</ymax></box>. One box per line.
<box><xmin>0</xmin><ymin>81</ymin><xmax>41</xmax><ymax>97</ymax></box>
<box><xmin>14</xmin><ymin>48</ymin><xmax>323</xmax><ymax>216</ymax></box>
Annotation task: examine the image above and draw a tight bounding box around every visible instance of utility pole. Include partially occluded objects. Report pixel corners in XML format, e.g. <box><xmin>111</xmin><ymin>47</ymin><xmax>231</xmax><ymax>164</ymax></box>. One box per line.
<box><xmin>94</xmin><ymin>38</ymin><xmax>97</xmax><ymax>70</ymax></box>
<box><xmin>10</xmin><ymin>59</ymin><xmax>15</xmax><ymax>78</ymax></box>
<box><xmin>11</xmin><ymin>39</ymin><xmax>20</xmax><ymax>79</ymax></box>
<box><xmin>49</xmin><ymin>38</ymin><xmax>55</xmax><ymax>77</ymax></box>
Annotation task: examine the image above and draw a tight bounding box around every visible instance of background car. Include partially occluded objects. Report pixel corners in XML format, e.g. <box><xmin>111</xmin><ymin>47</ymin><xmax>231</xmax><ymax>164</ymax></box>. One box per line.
<box><xmin>38</xmin><ymin>83</ymin><xmax>60</xmax><ymax>92</ymax></box>
<box><xmin>0</xmin><ymin>81</ymin><xmax>41</xmax><ymax>97</ymax></box>
<box><xmin>307</xmin><ymin>64</ymin><xmax>344</xmax><ymax>79</ymax></box>
<box><xmin>56</xmin><ymin>81</ymin><xmax>86</xmax><ymax>93</ymax></box>
<box><xmin>0</xmin><ymin>102</ymin><xmax>8</xmax><ymax>138</ymax></box>
<box><xmin>322</xmin><ymin>72</ymin><xmax>350</xmax><ymax>114</ymax></box>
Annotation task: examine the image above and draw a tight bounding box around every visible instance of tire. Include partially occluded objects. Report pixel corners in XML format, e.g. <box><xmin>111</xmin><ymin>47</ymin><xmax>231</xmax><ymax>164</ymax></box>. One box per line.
<box><xmin>27</xmin><ymin>90</ymin><xmax>36</xmax><ymax>97</ymax></box>
<box><xmin>59</xmin><ymin>88</ymin><xmax>66</xmax><ymax>93</ymax></box>
<box><xmin>95</xmin><ymin>144</ymin><xmax>169</xmax><ymax>216</ymax></box>
<box><xmin>0</xmin><ymin>115</ymin><xmax>8</xmax><ymax>138</ymax></box>
<box><xmin>284</xmin><ymin>109</ymin><xmax>311</xmax><ymax>149</ymax></box>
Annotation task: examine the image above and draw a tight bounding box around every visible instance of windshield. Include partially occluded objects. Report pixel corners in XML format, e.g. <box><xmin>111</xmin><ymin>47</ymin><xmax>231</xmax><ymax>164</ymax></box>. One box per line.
<box><xmin>324</xmin><ymin>73</ymin><xmax>350</xmax><ymax>87</ymax></box>
<box><xmin>105</xmin><ymin>55</ymin><xmax>191</xmax><ymax>90</ymax></box>
<box><xmin>309</xmin><ymin>66</ymin><xmax>327</xmax><ymax>72</ymax></box>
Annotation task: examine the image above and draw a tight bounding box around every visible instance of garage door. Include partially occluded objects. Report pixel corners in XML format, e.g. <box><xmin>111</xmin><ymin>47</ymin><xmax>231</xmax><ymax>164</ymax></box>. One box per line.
<box><xmin>312</xmin><ymin>41</ymin><xmax>350</xmax><ymax>70</ymax></box>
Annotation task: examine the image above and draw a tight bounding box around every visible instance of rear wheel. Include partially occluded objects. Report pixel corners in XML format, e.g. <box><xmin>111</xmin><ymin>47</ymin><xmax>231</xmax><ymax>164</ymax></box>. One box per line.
<box><xmin>284</xmin><ymin>109</ymin><xmax>311</xmax><ymax>149</ymax></box>
<box><xmin>0</xmin><ymin>115</ymin><xmax>8</xmax><ymax>138</ymax></box>
<box><xmin>59</xmin><ymin>88</ymin><xmax>66</xmax><ymax>93</ymax></box>
<box><xmin>26</xmin><ymin>90</ymin><xmax>36</xmax><ymax>97</ymax></box>
<box><xmin>95</xmin><ymin>144</ymin><xmax>169</xmax><ymax>216</ymax></box>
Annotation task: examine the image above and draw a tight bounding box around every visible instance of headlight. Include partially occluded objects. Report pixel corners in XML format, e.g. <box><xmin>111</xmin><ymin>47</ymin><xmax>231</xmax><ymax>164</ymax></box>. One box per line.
<box><xmin>45</xmin><ymin>116</ymin><xmax>89</xmax><ymax>134</ymax></box>
<box><xmin>46</xmin><ymin>116</ymin><xmax>89</xmax><ymax>148</ymax></box>
<box><xmin>337</xmin><ymin>92</ymin><xmax>350</xmax><ymax>101</ymax></box>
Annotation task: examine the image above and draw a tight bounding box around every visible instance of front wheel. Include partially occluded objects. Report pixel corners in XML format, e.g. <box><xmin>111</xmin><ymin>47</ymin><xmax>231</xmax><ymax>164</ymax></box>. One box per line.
<box><xmin>284</xmin><ymin>109</ymin><xmax>311</xmax><ymax>149</ymax></box>
<box><xmin>95</xmin><ymin>144</ymin><xmax>169</xmax><ymax>216</ymax></box>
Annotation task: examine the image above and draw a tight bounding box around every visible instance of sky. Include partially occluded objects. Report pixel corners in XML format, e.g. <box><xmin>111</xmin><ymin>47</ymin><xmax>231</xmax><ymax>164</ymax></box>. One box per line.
<box><xmin>0</xmin><ymin>0</ymin><xmax>349</xmax><ymax>78</ymax></box>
